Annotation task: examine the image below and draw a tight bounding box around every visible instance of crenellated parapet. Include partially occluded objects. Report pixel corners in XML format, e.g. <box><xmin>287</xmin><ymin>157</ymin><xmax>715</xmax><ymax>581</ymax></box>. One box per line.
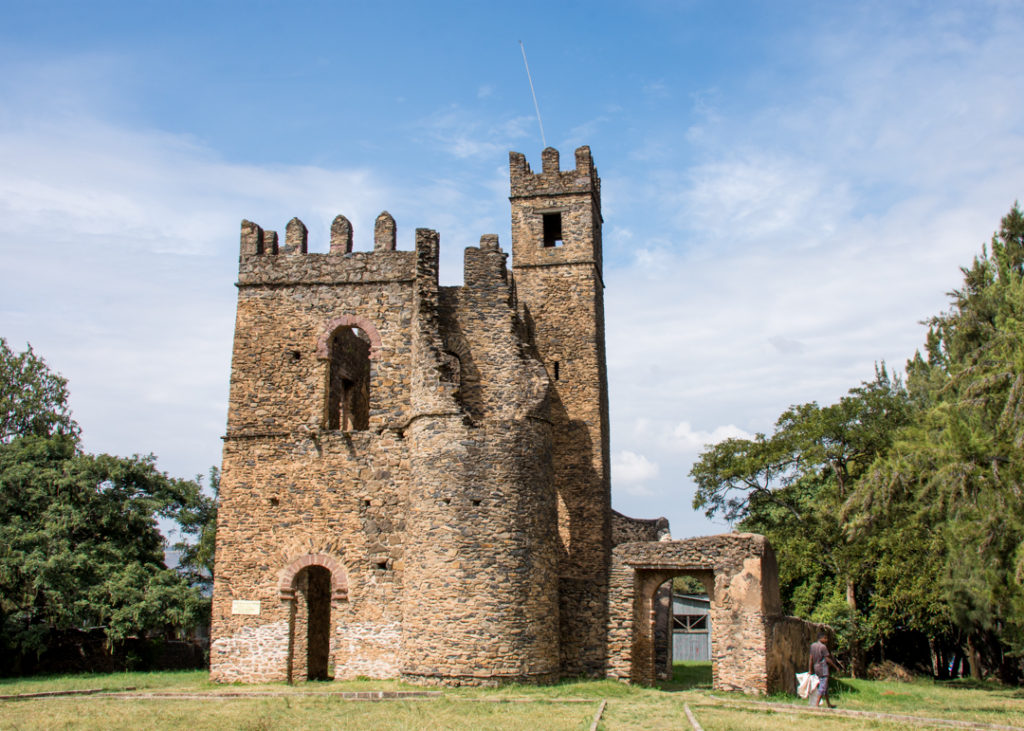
<box><xmin>509</xmin><ymin>146</ymin><xmax>604</xmax><ymax>276</ymax></box>
<box><xmin>237</xmin><ymin>214</ymin><xmax>416</xmax><ymax>286</ymax></box>
<box><xmin>509</xmin><ymin>145</ymin><xmax>600</xmax><ymax>205</ymax></box>
<box><xmin>239</xmin><ymin>212</ymin><xmax>408</xmax><ymax>258</ymax></box>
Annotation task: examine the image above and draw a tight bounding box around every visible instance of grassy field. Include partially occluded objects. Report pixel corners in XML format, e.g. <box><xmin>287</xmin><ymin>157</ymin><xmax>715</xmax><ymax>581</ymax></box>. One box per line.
<box><xmin>2</xmin><ymin>664</ymin><xmax>1024</xmax><ymax>730</ymax></box>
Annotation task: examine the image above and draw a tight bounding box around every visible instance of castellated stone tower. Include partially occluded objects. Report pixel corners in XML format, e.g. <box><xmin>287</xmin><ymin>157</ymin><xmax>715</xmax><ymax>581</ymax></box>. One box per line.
<box><xmin>210</xmin><ymin>146</ymin><xmax>691</xmax><ymax>687</ymax></box>
<box><xmin>509</xmin><ymin>146</ymin><xmax>611</xmax><ymax>675</ymax></box>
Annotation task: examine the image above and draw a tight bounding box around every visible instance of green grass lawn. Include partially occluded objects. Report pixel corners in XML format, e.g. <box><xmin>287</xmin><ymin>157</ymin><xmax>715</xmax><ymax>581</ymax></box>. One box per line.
<box><xmin>2</xmin><ymin>664</ymin><xmax>1024</xmax><ymax>730</ymax></box>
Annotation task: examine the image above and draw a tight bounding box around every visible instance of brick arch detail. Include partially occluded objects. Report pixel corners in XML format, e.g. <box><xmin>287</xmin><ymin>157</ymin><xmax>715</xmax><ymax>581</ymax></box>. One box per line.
<box><xmin>278</xmin><ymin>553</ymin><xmax>349</xmax><ymax>602</ymax></box>
<box><xmin>316</xmin><ymin>316</ymin><xmax>382</xmax><ymax>360</ymax></box>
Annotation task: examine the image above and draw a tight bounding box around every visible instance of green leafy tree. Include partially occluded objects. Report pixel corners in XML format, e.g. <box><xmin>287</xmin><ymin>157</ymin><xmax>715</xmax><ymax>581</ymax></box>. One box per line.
<box><xmin>0</xmin><ymin>339</ymin><xmax>78</xmax><ymax>443</ymax></box>
<box><xmin>691</xmin><ymin>366</ymin><xmax>912</xmax><ymax>676</ymax></box>
<box><xmin>0</xmin><ymin>340</ymin><xmax>210</xmax><ymax>672</ymax></box>
<box><xmin>846</xmin><ymin>204</ymin><xmax>1024</xmax><ymax>681</ymax></box>
<box><xmin>691</xmin><ymin>206</ymin><xmax>1024</xmax><ymax>681</ymax></box>
<box><xmin>174</xmin><ymin>466</ymin><xmax>218</xmax><ymax>593</ymax></box>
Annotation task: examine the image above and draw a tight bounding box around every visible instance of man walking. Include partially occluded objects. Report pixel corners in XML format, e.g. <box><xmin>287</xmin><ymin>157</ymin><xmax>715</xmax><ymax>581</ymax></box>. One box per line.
<box><xmin>809</xmin><ymin>631</ymin><xmax>843</xmax><ymax>707</ymax></box>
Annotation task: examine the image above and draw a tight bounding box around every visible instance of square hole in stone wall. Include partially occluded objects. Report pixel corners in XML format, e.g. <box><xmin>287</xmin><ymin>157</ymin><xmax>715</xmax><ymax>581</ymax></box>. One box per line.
<box><xmin>542</xmin><ymin>212</ymin><xmax>563</xmax><ymax>247</ymax></box>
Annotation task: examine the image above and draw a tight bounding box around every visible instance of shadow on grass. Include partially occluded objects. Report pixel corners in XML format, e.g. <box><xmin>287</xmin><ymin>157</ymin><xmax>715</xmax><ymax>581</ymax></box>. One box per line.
<box><xmin>829</xmin><ymin>677</ymin><xmax>859</xmax><ymax>698</ymax></box>
<box><xmin>659</xmin><ymin>661</ymin><xmax>712</xmax><ymax>692</ymax></box>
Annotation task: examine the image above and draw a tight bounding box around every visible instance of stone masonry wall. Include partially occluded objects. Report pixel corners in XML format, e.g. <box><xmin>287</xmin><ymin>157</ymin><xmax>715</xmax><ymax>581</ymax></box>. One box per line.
<box><xmin>611</xmin><ymin>511</ymin><xmax>670</xmax><ymax>544</ymax></box>
<box><xmin>607</xmin><ymin>534</ymin><xmax>783</xmax><ymax>694</ymax></box>
<box><xmin>399</xmin><ymin>231</ymin><xmax>560</xmax><ymax>683</ymax></box>
<box><xmin>211</xmin><ymin>216</ymin><xmax>414</xmax><ymax>683</ymax></box>
<box><xmin>767</xmin><ymin>616</ymin><xmax>832</xmax><ymax>695</ymax></box>
<box><xmin>510</xmin><ymin>146</ymin><xmax>612</xmax><ymax>676</ymax></box>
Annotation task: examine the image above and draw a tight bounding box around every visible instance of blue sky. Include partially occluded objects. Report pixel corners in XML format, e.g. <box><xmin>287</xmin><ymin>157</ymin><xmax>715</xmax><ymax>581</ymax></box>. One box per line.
<box><xmin>2</xmin><ymin>1</ymin><xmax>1023</xmax><ymax>539</ymax></box>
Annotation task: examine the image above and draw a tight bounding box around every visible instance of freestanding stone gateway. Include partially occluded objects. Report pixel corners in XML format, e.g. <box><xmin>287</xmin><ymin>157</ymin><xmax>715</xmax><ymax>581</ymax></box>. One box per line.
<box><xmin>209</xmin><ymin>146</ymin><xmax>818</xmax><ymax>691</ymax></box>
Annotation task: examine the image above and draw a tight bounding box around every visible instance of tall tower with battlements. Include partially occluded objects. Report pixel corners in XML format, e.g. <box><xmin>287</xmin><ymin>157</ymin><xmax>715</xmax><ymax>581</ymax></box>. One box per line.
<box><xmin>509</xmin><ymin>145</ymin><xmax>611</xmax><ymax>675</ymax></box>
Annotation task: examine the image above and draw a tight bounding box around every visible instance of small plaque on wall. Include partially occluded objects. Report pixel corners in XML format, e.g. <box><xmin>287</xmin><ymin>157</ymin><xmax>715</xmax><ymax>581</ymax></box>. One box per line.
<box><xmin>231</xmin><ymin>599</ymin><xmax>261</xmax><ymax>615</ymax></box>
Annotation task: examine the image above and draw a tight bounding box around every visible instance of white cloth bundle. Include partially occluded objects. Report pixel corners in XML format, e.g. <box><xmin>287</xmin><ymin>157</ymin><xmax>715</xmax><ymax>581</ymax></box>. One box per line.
<box><xmin>796</xmin><ymin>671</ymin><xmax>820</xmax><ymax>699</ymax></box>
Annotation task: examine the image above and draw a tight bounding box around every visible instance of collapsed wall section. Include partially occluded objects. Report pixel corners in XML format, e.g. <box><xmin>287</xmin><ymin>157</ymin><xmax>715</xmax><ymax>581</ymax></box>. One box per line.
<box><xmin>399</xmin><ymin>232</ymin><xmax>561</xmax><ymax>683</ymax></box>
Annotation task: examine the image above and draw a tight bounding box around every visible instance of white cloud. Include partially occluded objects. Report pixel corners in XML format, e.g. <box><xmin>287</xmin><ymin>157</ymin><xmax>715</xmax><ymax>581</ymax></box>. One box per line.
<box><xmin>604</xmin><ymin>6</ymin><xmax>1024</xmax><ymax>537</ymax></box>
<box><xmin>611</xmin><ymin>451</ymin><xmax>660</xmax><ymax>496</ymax></box>
<box><xmin>0</xmin><ymin>74</ymin><xmax>453</xmax><ymax>484</ymax></box>
<box><xmin>612</xmin><ymin>450</ymin><xmax>659</xmax><ymax>482</ymax></box>
<box><xmin>670</xmin><ymin>422</ymin><xmax>753</xmax><ymax>453</ymax></box>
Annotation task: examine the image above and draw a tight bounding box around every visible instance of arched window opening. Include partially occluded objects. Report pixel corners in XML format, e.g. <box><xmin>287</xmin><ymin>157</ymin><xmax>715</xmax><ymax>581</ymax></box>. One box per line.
<box><xmin>327</xmin><ymin>326</ymin><xmax>370</xmax><ymax>431</ymax></box>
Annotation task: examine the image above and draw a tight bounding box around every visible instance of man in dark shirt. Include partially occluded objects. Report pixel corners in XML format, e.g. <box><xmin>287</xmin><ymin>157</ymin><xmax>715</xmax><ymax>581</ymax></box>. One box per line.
<box><xmin>808</xmin><ymin>631</ymin><xmax>842</xmax><ymax>707</ymax></box>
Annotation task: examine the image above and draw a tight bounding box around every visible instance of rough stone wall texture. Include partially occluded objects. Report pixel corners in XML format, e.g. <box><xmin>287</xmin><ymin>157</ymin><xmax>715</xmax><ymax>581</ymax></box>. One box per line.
<box><xmin>211</xmin><ymin>216</ymin><xmax>417</xmax><ymax>683</ymax></box>
<box><xmin>611</xmin><ymin>511</ymin><xmax>670</xmax><ymax>544</ymax></box>
<box><xmin>399</xmin><ymin>230</ymin><xmax>560</xmax><ymax>683</ymax></box>
<box><xmin>610</xmin><ymin>511</ymin><xmax>672</xmax><ymax>680</ymax></box>
<box><xmin>767</xmin><ymin>616</ymin><xmax>832</xmax><ymax>694</ymax></box>
<box><xmin>607</xmin><ymin>534</ymin><xmax>785</xmax><ymax>694</ymax></box>
<box><xmin>213</xmin><ymin>190</ymin><xmax>568</xmax><ymax>685</ymax></box>
<box><xmin>510</xmin><ymin>146</ymin><xmax>611</xmax><ymax>676</ymax></box>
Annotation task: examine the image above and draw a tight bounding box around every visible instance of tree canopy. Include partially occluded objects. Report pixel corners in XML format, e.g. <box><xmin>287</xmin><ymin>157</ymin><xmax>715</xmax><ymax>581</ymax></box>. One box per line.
<box><xmin>0</xmin><ymin>340</ymin><xmax>213</xmax><ymax>672</ymax></box>
<box><xmin>690</xmin><ymin>204</ymin><xmax>1024</xmax><ymax>681</ymax></box>
<box><xmin>0</xmin><ymin>338</ymin><xmax>78</xmax><ymax>443</ymax></box>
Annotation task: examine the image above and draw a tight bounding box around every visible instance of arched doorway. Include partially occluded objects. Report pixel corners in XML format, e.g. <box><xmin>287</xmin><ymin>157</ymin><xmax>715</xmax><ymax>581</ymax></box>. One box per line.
<box><xmin>637</xmin><ymin>570</ymin><xmax>714</xmax><ymax>685</ymax></box>
<box><xmin>610</xmin><ymin>534</ymin><xmax>800</xmax><ymax>693</ymax></box>
<box><xmin>279</xmin><ymin>554</ymin><xmax>348</xmax><ymax>683</ymax></box>
<box><xmin>648</xmin><ymin>571</ymin><xmax>714</xmax><ymax>684</ymax></box>
<box><xmin>292</xmin><ymin>565</ymin><xmax>332</xmax><ymax>680</ymax></box>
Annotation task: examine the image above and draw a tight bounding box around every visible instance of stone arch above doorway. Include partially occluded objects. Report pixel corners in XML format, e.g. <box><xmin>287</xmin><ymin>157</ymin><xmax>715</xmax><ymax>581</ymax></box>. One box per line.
<box><xmin>278</xmin><ymin>553</ymin><xmax>349</xmax><ymax>602</ymax></box>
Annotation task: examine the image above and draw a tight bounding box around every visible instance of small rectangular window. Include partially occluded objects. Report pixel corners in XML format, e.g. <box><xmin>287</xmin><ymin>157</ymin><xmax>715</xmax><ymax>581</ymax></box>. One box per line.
<box><xmin>542</xmin><ymin>213</ymin><xmax>563</xmax><ymax>247</ymax></box>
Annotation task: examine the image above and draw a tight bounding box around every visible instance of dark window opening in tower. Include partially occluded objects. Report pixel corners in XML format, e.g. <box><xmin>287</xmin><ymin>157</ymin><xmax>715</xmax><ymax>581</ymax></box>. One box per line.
<box><xmin>327</xmin><ymin>326</ymin><xmax>370</xmax><ymax>430</ymax></box>
<box><xmin>542</xmin><ymin>212</ymin><xmax>563</xmax><ymax>247</ymax></box>
<box><xmin>553</xmin><ymin>361</ymin><xmax>560</xmax><ymax>380</ymax></box>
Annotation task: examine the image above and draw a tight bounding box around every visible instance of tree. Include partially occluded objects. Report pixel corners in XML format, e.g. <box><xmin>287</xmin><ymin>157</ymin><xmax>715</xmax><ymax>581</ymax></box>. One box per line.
<box><xmin>174</xmin><ymin>466</ymin><xmax>218</xmax><ymax>594</ymax></box>
<box><xmin>0</xmin><ymin>339</ymin><xmax>210</xmax><ymax>672</ymax></box>
<box><xmin>0</xmin><ymin>338</ymin><xmax>78</xmax><ymax>443</ymax></box>
<box><xmin>691</xmin><ymin>366</ymin><xmax>913</xmax><ymax>676</ymax></box>
<box><xmin>845</xmin><ymin>204</ymin><xmax>1024</xmax><ymax>681</ymax></box>
<box><xmin>692</xmin><ymin>204</ymin><xmax>1024</xmax><ymax>681</ymax></box>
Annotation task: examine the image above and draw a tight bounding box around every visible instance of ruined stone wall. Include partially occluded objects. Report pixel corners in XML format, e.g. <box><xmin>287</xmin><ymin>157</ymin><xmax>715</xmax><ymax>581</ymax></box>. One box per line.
<box><xmin>510</xmin><ymin>146</ymin><xmax>611</xmax><ymax>676</ymax></box>
<box><xmin>399</xmin><ymin>231</ymin><xmax>561</xmax><ymax>683</ymax></box>
<box><xmin>212</xmin><ymin>147</ymin><xmax>779</xmax><ymax>691</ymax></box>
<box><xmin>611</xmin><ymin>511</ymin><xmax>672</xmax><ymax>680</ymax></box>
<box><xmin>211</xmin><ymin>217</ymin><xmax>415</xmax><ymax>683</ymax></box>
<box><xmin>767</xmin><ymin>616</ymin><xmax>832</xmax><ymax>694</ymax></box>
<box><xmin>607</xmin><ymin>534</ymin><xmax>783</xmax><ymax>694</ymax></box>
<box><xmin>611</xmin><ymin>511</ymin><xmax>670</xmax><ymax>544</ymax></box>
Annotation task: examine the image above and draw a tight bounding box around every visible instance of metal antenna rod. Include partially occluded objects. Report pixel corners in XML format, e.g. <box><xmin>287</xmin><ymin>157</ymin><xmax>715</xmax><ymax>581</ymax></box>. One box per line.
<box><xmin>519</xmin><ymin>40</ymin><xmax>547</xmax><ymax>148</ymax></box>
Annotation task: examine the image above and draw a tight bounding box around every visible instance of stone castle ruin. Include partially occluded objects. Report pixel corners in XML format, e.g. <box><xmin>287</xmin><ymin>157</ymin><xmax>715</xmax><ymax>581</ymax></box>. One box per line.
<box><xmin>210</xmin><ymin>146</ymin><xmax>817</xmax><ymax>692</ymax></box>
